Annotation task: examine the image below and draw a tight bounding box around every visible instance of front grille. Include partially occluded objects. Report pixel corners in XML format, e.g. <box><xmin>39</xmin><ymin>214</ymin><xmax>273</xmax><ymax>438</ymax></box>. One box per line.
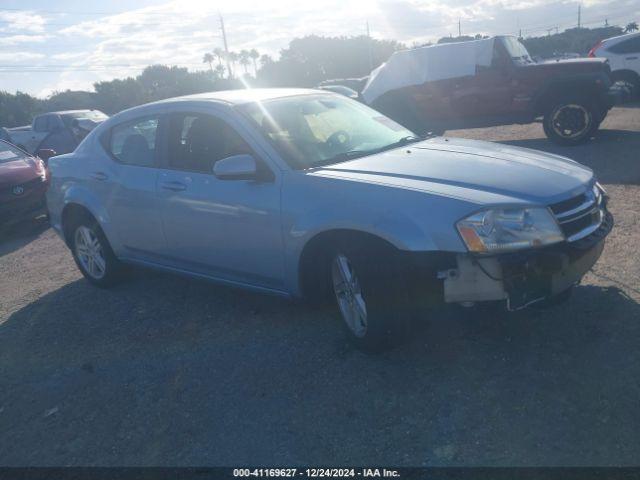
<box><xmin>1</xmin><ymin>176</ymin><xmax>44</xmax><ymax>196</ymax></box>
<box><xmin>550</xmin><ymin>186</ymin><xmax>605</xmax><ymax>242</ymax></box>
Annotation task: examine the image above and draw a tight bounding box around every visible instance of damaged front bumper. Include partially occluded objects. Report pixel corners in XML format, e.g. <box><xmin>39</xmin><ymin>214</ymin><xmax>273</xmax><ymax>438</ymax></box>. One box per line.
<box><xmin>440</xmin><ymin>210</ymin><xmax>614</xmax><ymax>310</ymax></box>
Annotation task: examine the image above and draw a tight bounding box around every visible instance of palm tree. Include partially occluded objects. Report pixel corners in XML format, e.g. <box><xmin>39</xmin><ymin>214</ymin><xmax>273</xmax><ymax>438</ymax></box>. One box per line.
<box><xmin>238</xmin><ymin>50</ymin><xmax>250</xmax><ymax>75</ymax></box>
<box><xmin>202</xmin><ymin>52</ymin><xmax>214</xmax><ymax>72</ymax></box>
<box><xmin>213</xmin><ymin>47</ymin><xmax>225</xmax><ymax>68</ymax></box>
<box><xmin>228</xmin><ymin>51</ymin><xmax>239</xmax><ymax>78</ymax></box>
<box><xmin>625</xmin><ymin>21</ymin><xmax>639</xmax><ymax>33</ymax></box>
<box><xmin>214</xmin><ymin>64</ymin><xmax>226</xmax><ymax>78</ymax></box>
<box><xmin>249</xmin><ymin>49</ymin><xmax>260</xmax><ymax>75</ymax></box>
<box><xmin>259</xmin><ymin>54</ymin><xmax>274</xmax><ymax>67</ymax></box>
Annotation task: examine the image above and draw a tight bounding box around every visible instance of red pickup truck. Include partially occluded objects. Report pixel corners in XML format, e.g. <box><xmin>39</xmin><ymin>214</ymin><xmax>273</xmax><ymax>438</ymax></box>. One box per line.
<box><xmin>321</xmin><ymin>36</ymin><xmax>619</xmax><ymax>145</ymax></box>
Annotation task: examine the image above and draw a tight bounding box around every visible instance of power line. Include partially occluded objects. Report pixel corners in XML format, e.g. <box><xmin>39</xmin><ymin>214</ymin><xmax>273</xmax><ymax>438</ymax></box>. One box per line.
<box><xmin>0</xmin><ymin>7</ymin><xmax>183</xmax><ymax>15</ymax></box>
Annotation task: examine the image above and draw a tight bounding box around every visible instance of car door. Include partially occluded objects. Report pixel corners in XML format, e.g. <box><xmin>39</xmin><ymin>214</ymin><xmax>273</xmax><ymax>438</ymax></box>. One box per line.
<box><xmin>28</xmin><ymin>115</ymin><xmax>52</xmax><ymax>153</ymax></box>
<box><xmin>95</xmin><ymin>114</ymin><xmax>166</xmax><ymax>258</ymax></box>
<box><xmin>155</xmin><ymin>108</ymin><xmax>284</xmax><ymax>290</ymax></box>
<box><xmin>619</xmin><ymin>36</ymin><xmax>640</xmax><ymax>74</ymax></box>
<box><xmin>449</xmin><ymin>40</ymin><xmax>516</xmax><ymax>121</ymax></box>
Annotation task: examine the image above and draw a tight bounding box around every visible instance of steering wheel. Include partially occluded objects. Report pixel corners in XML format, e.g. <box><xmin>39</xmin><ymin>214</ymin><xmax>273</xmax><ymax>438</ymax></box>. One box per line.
<box><xmin>326</xmin><ymin>130</ymin><xmax>351</xmax><ymax>150</ymax></box>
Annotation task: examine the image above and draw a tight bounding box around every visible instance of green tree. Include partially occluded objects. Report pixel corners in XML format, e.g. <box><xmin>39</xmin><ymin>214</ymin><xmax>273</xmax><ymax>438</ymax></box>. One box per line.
<box><xmin>259</xmin><ymin>54</ymin><xmax>274</xmax><ymax>67</ymax></box>
<box><xmin>0</xmin><ymin>91</ymin><xmax>40</xmax><ymax>127</ymax></box>
<box><xmin>625</xmin><ymin>22</ymin><xmax>638</xmax><ymax>33</ymax></box>
<box><xmin>227</xmin><ymin>51</ymin><xmax>239</xmax><ymax>78</ymax></box>
<box><xmin>213</xmin><ymin>47</ymin><xmax>225</xmax><ymax>68</ymax></box>
<box><xmin>238</xmin><ymin>50</ymin><xmax>251</xmax><ymax>75</ymax></box>
<box><xmin>249</xmin><ymin>49</ymin><xmax>260</xmax><ymax>76</ymax></box>
<box><xmin>202</xmin><ymin>52</ymin><xmax>214</xmax><ymax>72</ymax></box>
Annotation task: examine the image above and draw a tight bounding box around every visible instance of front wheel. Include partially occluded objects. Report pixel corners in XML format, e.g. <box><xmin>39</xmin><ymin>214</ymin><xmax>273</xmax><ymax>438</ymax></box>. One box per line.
<box><xmin>543</xmin><ymin>99</ymin><xmax>598</xmax><ymax>146</ymax></box>
<box><xmin>71</xmin><ymin>219</ymin><xmax>123</xmax><ymax>287</ymax></box>
<box><xmin>329</xmin><ymin>243</ymin><xmax>412</xmax><ymax>352</ymax></box>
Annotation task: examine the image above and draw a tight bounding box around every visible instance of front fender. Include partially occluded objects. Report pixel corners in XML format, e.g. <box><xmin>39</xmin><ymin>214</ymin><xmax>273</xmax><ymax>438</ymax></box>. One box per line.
<box><xmin>281</xmin><ymin>174</ymin><xmax>473</xmax><ymax>295</ymax></box>
<box><xmin>533</xmin><ymin>71</ymin><xmax>612</xmax><ymax>114</ymax></box>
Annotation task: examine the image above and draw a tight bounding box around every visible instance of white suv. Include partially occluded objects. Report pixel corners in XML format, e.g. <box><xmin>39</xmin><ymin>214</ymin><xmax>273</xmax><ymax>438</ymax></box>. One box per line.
<box><xmin>589</xmin><ymin>32</ymin><xmax>640</xmax><ymax>97</ymax></box>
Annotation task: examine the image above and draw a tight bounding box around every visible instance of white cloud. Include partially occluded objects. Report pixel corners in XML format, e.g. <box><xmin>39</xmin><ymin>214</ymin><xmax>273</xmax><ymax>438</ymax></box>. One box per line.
<box><xmin>0</xmin><ymin>11</ymin><xmax>48</xmax><ymax>33</ymax></box>
<box><xmin>0</xmin><ymin>34</ymin><xmax>50</xmax><ymax>47</ymax></box>
<box><xmin>0</xmin><ymin>51</ymin><xmax>46</xmax><ymax>62</ymax></box>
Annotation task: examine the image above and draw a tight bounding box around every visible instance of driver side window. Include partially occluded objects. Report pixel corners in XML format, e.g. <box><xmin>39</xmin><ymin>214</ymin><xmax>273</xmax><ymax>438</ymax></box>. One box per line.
<box><xmin>167</xmin><ymin>112</ymin><xmax>252</xmax><ymax>174</ymax></box>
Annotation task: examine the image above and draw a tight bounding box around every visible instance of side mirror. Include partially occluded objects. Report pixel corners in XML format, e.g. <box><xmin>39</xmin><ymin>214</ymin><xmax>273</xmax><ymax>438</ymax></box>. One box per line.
<box><xmin>36</xmin><ymin>149</ymin><xmax>57</xmax><ymax>164</ymax></box>
<box><xmin>213</xmin><ymin>154</ymin><xmax>258</xmax><ymax>180</ymax></box>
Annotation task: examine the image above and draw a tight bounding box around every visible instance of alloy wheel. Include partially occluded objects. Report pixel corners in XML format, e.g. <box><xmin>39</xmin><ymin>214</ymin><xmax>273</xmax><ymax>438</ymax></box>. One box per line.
<box><xmin>331</xmin><ymin>254</ymin><xmax>368</xmax><ymax>338</ymax></box>
<box><xmin>75</xmin><ymin>226</ymin><xmax>106</xmax><ymax>280</ymax></box>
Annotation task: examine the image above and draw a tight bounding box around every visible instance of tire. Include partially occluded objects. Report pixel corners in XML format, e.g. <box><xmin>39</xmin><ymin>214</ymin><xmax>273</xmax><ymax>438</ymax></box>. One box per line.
<box><xmin>612</xmin><ymin>71</ymin><xmax>640</xmax><ymax>101</ymax></box>
<box><xmin>70</xmin><ymin>217</ymin><xmax>123</xmax><ymax>288</ymax></box>
<box><xmin>543</xmin><ymin>97</ymin><xmax>598</xmax><ymax>146</ymax></box>
<box><xmin>328</xmin><ymin>240</ymin><xmax>413</xmax><ymax>352</ymax></box>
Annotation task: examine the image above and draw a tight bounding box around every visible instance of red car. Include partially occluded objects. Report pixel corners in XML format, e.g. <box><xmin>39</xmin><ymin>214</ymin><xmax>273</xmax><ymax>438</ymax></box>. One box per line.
<box><xmin>0</xmin><ymin>140</ymin><xmax>50</xmax><ymax>227</ymax></box>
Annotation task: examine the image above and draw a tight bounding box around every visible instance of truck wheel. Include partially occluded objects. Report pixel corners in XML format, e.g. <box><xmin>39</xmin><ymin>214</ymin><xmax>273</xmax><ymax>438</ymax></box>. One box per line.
<box><xmin>328</xmin><ymin>241</ymin><xmax>412</xmax><ymax>352</ymax></box>
<box><xmin>71</xmin><ymin>218</ymin><xmax>123</xmax><ymax>288</ymax></box>
<box><xmin>543</xmin><ymin>98</ymin><xmax>597</xmax><ymax>146</ymax></box>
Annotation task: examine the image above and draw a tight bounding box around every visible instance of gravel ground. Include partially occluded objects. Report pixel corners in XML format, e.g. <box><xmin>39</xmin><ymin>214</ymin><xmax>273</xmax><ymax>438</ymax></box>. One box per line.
<box><xmin>0</xmin><ymin>105</ymin><xmax>638</xmax><ymax>466</ymax></box>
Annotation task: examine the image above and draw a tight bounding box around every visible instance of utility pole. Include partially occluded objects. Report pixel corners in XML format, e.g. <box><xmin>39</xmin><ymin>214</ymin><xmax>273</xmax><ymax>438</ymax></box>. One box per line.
<box><xmin>577</xmin><ymin>3</ymin><xmax>581</xmax><ymax>28</ymax></box>
<box><xmin>458</xmin><ymin>18</ymin><xmax>461</xmax><ymax>37</ymax></box>
<box><xmin>366</xmin><ymin>20</ymin><xmax>373</xmax><ymax>71</ymax></box>
<box><xmin>219</xmin><ymin>13</ymin><xmax>232</xmax><ymax>79</ymax></box>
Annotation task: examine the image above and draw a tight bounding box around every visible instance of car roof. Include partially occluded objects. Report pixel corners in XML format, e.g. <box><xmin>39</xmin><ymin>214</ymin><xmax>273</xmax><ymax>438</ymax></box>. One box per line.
<box><xmin>602</xmin><ymin>31</ymin><xmax>640</xmax><ymax>45</ymax></box>
<box><xmin>151</xmin><ymin>88</ymin><xmax>326</xmax><ymax>107</ymax></box>
<box><xmin>39</xmin><ymin>110</ymin><xmax>102</xmax><ymax>116</ymax></box>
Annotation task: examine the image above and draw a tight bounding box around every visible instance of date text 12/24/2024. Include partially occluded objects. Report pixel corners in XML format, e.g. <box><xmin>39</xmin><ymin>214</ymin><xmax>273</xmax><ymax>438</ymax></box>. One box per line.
<box><xmin>233</xmin><ymin>469</ymin><xmax>401</xmax><ymax>478</ymax></box>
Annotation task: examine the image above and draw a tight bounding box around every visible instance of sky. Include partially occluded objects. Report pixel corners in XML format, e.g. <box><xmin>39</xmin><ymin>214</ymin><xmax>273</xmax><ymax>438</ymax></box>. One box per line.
<box><xmin>1</xmin><ymin>0</ymin><xmax>639</xmax><ymax>97</ymax></box>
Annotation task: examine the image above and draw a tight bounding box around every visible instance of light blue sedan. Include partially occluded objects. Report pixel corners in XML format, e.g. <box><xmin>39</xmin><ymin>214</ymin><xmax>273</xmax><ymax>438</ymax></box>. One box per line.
<box><xmin>46</xmin><ymin>89</ymin><xmax>613</xmax><ymax>351</ymax></box>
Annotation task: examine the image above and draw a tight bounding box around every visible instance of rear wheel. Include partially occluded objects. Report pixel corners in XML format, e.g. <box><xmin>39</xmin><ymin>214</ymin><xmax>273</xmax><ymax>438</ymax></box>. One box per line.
<box><xmin>71</xmin><ymin>218</ymin><xmax>123</xmax><ymax>287</ymax></box>
<box><xmin>543</xmin><ymin>98</ymin><xmax>598</xmax><ymax>146</ymax></box>
<box><xmin>328</xmin><ymin>241</ymin><xmax>412</xmax><ymax>352</ymax></box>
<box><xmin>612</xmin><ymin>71</ymin><xmax>640</xmax><ymax>101</ymax></box>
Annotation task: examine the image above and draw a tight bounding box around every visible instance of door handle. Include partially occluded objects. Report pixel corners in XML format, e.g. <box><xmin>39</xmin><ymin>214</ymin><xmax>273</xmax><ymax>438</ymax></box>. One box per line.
<box><xmin>160</xmin><ymin>181</ymin><xmax>187</xmax><ymax>192</ymax></box>
<box><xmin>90</xmin><ymin>171</ymin><xmax>108</xmax><ymax>181</ymax></box>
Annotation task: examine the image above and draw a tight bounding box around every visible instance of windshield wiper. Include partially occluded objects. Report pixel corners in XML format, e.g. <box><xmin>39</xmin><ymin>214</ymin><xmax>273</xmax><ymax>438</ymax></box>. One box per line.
<box><xmin>308</xmin><ymin>135</ymin><xmax>425</xmax><ymax>169</ymax></box>
<box><xmin>309</xmin><ymin>149</ymin><xmax>374</xmax><ymax>168</ymax></box>
<box><xmin>382</xmin><ymin>135</ymin><xmax>424</xmax><ymax>149</ymax></box>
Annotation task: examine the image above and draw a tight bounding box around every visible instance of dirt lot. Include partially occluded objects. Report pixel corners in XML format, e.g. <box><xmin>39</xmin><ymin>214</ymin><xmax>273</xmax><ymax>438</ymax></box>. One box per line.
<box><xmin>1</xmin><ymin>105</ymin><xmax>639</xmax><ymax>466</ymax></box>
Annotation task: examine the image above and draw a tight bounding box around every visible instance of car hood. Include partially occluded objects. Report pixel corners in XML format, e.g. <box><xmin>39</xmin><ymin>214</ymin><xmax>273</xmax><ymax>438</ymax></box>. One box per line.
<box><xmin>0</xmin><ymin>157</ymin><xmax>41</xmax><ymax>187</ymax></box>
<box><xmin>312</xmin><ymin>137</ymin><xmax>593</xmax><ymax>205</ymax></box>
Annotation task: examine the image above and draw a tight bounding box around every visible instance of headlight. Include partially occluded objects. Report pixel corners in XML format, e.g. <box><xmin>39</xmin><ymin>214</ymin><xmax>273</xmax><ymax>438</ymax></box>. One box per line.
<box><xmin>457</xmin><ymin>207</ymin><xmax>564</xmax><ymax>254</ymax></box>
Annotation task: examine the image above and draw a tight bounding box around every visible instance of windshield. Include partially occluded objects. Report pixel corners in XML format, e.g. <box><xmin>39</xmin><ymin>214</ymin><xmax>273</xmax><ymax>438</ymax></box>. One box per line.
<box><xmin>502</xmin><ymin>36</ymin><xmax>534</xmax><ymax>64</ymax></box>
<box><xmin>238</xmin><ymin>94</ymin><xmax>419</xmax><ymax>169</ymax></box>
<box><xmin>0</xmin><ymin>140</ymin><xmax>27</xmax><ymax>164</ymax></box>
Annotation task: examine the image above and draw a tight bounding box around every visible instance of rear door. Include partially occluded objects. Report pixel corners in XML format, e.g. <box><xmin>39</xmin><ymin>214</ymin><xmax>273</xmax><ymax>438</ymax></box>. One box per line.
<box><xmin>27</xmin><ymin>115</ymin><xmax>52</xmax><ymax>153</ymax></box>
<box><xmin>618</xmin><ymin>36</ymin><xmax>640</xmax><ymax>74</ymax></box>
<box><xmin>96</xmin><ymin>114</ymin><xmax>166</xmax><ymax>258</ymax></box>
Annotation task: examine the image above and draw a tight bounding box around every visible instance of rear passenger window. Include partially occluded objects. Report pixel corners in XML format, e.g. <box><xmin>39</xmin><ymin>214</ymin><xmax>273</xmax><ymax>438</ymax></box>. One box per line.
<box><xmin>109</xmin><ymin>117</ymin><xmax>159</xmax><ymax>167</ymax></box>
<box><xmin>609</xmin><ymin>37</ymin><xmax>640</xmax><ymax>54</ymax></box>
